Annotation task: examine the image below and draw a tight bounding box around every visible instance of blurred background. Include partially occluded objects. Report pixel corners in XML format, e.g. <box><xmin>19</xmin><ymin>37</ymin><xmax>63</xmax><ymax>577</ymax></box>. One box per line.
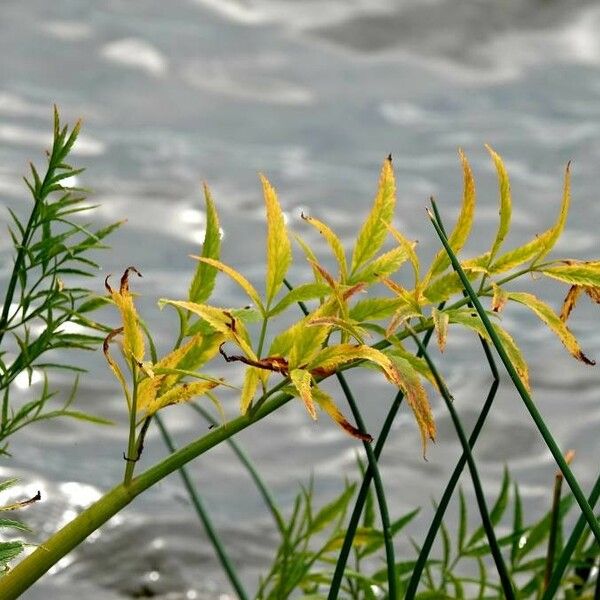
<box><xmin>1</xmin><ymin>1</ymin><xmax>600</xmax><ymax>598</ymax></box>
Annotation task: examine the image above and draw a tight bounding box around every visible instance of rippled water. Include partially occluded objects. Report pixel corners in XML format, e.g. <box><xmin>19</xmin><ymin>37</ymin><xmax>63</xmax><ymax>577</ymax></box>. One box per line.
<box><xmin>2</xmin><ymin>1</ymin><xmax>600</xmax><ymax>598</ymax></box>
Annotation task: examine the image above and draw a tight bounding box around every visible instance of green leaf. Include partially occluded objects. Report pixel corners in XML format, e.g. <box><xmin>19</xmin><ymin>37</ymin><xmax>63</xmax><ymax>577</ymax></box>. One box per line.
<box><xmin>0</xmin><ymin>518</ymin><xmax>30</xmax><ymax>533</ymax></box>
<box><xmin>189</xmin><ymin>183</ymin><xmax>221</xmax><ymax>303</ymax></box>
<box><xmin>507</xmin><ymin>291</ymin><xmax>595</xmax><ymax>365</ymax></box>
<box><xmin>486</xmin><ymin>146</ymin><xmax>512</xmax><ymax>263</ymax></box>
<box><xmin>349</xmin><ymin>297</ymin><xmax>408</xmax><ymax>322</ymax></box>
<box><xmin>458</xmin><ymin>488</ymin><xmax>468</xmax><ymax>553</ymax></box>
<box><xmin>424</xmin><ymin>150</ymin><xmax>476</xmax><ymax>282</ymax></box>
<box><xmin>0</xmin><ymin>541</ymin><xmax>24</xmax><ymax>566</ymax></box>
<box><xmin>261</xmin><ymin>174</ymin><xmax>292</xmax><ymax>307</ymax></box>
<box><xmin>268</xmin><ymin>283</ymin><xmax>331</xmax><ymax>317</ymax></box>
<box><xmin>310</xmin><ymin>484</ymin><xmax>356</xmax><ymax>534</ymax></box>
<box><xmin>351</xmin><ymin>156</ymin><xmax>396</xmax><ymax>274</ymax></box>
<box><xmin>467</xmin><ymin>466</ymin><xmax>510</xmax><ymax>548</ymax></box>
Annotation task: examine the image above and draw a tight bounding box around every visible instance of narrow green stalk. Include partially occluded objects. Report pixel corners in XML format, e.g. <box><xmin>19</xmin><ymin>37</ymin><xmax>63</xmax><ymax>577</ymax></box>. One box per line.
<box><xmin>328</xmin><ymin>323</ymin><xmax>439</xmax><ymax>600</ymax></box>
<box><xmin>0</xmin><ymin>384</ymin><xmax>293</xmax><ymax>600</ymax></box>
<box><xmin>282</xmin><ymin>278</ymin><xmax>396</xmax><ymax>598</ymax></box>
<box><xmin>542</xmin><ymin>472</ymin><xmax>600</xmax><ymax>599</ymax></box>
<box><xmin>408</xmin><ymin>329</ymin><xmax>515</xmax><ymax>599</ymax></box>
<box><xmin>336</xmin><ymin>372</ymin><xmax>396</xmax><ymax>600</ymax></box>
<box><xmin>429</xmin><ymin>203</ymin><xmax>600</xmax><ymax>546</ymax></box>
<box><xmin>189</xmin><ymin>402</ymin><xmax>286</xmax><ymax>536</ymax></box>
<box><xmin>257</xmin><ymin>317</ymin><xmax>269</xmax><ymax>358</ymax></box>
<box><xmin>406</xmin><ymin>343</ymin><xmax>499</xmax><ymax>598</ymax></box>
<box><xmin>155</xmin><ymin>415</ymin><xmax>249</xmax><ymax>600</ymax></box>
<box><xmin>123</xmin><ymin>360</ymin><xmax>140</xmax><ymax>485</ymax></box>
<box><xmin>544</xmin><ymin>469</ymin><xmax>565</xmax><ymax>591</ymax></box>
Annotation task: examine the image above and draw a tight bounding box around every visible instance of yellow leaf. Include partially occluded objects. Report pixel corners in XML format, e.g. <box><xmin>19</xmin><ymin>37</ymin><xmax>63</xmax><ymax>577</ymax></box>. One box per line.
<box><xmin>312</xmin><ymin>386</ymin><xmax>372</xmax><ymax>442</ymax></box>
<box><xmin>494</xmin><ymin>324</ymin><xmax>530</xmax><ymax>391</ymax></box>
<box><xmin>385</xmin><ymin>223</ymin><xmax>420</xmax><ymax>287</ymax></box>
<box><xmin>541</xmin><ymin>263</ymin><xmax>600</xmax><ymax>288</ymax></box>
<box><xmin>301</xmin><ymin>213</ymin><xmax>347</xmax><ymax>281</ymax></box>
<box><xmin>290</xmin><ymin>368</ymin><xmax>317</xmax><ymax>420</ymax></box>
<box><xmin>103</xmin><ymin>328</ymin><xmax>131</xmax><ymax>406</ymax></box>
<box><xmin>386</xmin><ymin>345</ymin><xmax>438</xmax><ymax>390</ymax></box>
<box><xmin>240</xmin><ymin>367</ymin><xmax>259</xmax><ymax>414</ymax></box>
<box><xmin>507</xmin><ymin>292</ymin><xmax>595</xmax><ymax>365</ymax></box>
<box><xmin>351</xmin><ymin>156</ymin><xmax>396</xmax><ymax>275</ymax></box>
<box><xmin>309</xmin><ymin>344</ymin><xmax>400</xmax><ymax>387</ymax></box>
<box><xmin>106</xmin><ymin>267</ymin><xmax>144</xmax><ymax>362</ymax></box>
<box><xmin>293</xmin><ymin>233</ymin><xmax>323</xmax><ymax>283</ymax></box>
<box><xmin>422</xmin><ymin>253</ymin><xmax>489</xmax><ymax>304</ymax></box>
<box><xmin>309</xmin><ymin>316</ymin><xmax>369</xmax><ymax>344</ymax></box>
<box><xmin>485</xmin><ymin>145</ymin><xmax>512</xmax><ymax>263</ymax></box>
<box><xmin>491</xmin><ymin>163</ymin><xmax>571</xmax><ymax>274</ymax></box>
<box><xmin>423</xmin><ymin>150</ymin><xmax>476</xmax><ymax>284</ymax></box>
<box><xmin>491</xmin><ymin>283</ymin><xmax>508</xmax><ymax>313</ymax></box>
<box><xmin>192</xmin><ymin>257</ymin><xmax>264</xmax><ymax>314</ymax></box>
<box><xmin>261</xmin><ymin>174</ymin><xmax>292</xmax><ymax>307</ymax></box>
<box><xmin>560</xmin><ymin>285</ymin><xmax>583</xmax><ymax>322</ymax></box>
<box><xmin>349</xmin><ymin>298</ymin><xmax>409</xmax><ymax>322</ymax></box>
<box><xmin>388</xmin><ymin>355</ymin><xmax>436</xmax><ymax>458</ymax></box>
<box><xmin>385</xmin><ymin>306</ymin><xmax>422</xmax><ymax>339</ymax></box>
<box><xmin>432</xmin><ymin>307</ymin><xmax>449</xmax><ymax>352</ymax></box>
<box><xmin>268</xmin><ymin>282</ymin><xmax>331</xmax><ymax>317</ymax></box>
<box><xmin>161</xmin><ymin>300</ymin><xmax>256</xmax><ymax>359</ymax></box>
<box><xmin>350</xmin><ymin>245</ymin><xmax>409</xmax><ymax>284</ymax></box>
<box><xmin>143</xmin><ymin>380</ymin><xmax>220</xmax><ymax>415</ymax></box>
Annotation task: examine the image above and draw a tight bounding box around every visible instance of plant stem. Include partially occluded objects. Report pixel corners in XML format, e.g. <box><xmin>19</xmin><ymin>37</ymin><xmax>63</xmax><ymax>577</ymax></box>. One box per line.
<box><xmin>405</xmin><ymin>342</ymin><xmax>499</xmax><ymax>598</ymax></box>
<box><xmin>123</xmin><ymin>360</ymin><xmax>139</xmax><ymax>485</ymax></box>
<box><xmin>155</xmin><ymin>414</ymin><xmax>249</xmax><ymax>600</ymax></box>
<box><xmin>428</xmin><ymin>203</ymin><xmax>600</xmax><ymax>546</ymax></box>
<box><xmin>0</xmin><ymin>385</ymin><xmax>293</xmax><ymax>600</ymax></box>
<box><xmin>328</xmin><ymin>322</ymin><xmax>439</xmax><ymax>600</ymax></box>
<box><xmin>189</xmin><ymin>402</ymin><xmax>286</xmax><ymax>536</ymax></box>
<box><xmin>283</xmin><ymin>278</ymin><xmax>397</xmax><ymax>598</ymax></box>
<box><xmin>542</xmin><ymin>471</ymin><xmax>600</xmax><ymax>600</ymax></box>
<box><xmin>407</xmin><ymin>329</ymin><xmax>515</xmax><ymax>599</ymax></box>
<box><xmin>336</xmin><ymin>372</ymin><xmax>396</xmax><ymax>600</ymax></box>
<box><xmin>543</xmin><ymin>469</ymin><xmax>565</xmax><ymax>591</ymax></box>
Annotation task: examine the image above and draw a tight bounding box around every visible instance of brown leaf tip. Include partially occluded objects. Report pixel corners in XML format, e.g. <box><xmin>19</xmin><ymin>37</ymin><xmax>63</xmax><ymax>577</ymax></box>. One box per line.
<box><xmin>120</xmin><ymin>266</ymin><xmax>142</xmax><ymax>294</ymax></box>
<box><xmin>387</xmin><ymin>153</ymin><xmax>393</xmax><ymax>163</ymax></box>
<box><xmin>577</xmin><ymin>351</ymin><xmax>596</xmax><ymax>366</ymax></box>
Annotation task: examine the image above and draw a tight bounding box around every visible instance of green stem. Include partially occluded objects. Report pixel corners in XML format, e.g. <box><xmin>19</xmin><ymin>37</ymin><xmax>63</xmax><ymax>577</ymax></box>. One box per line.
<box><xmin>408</xmin><ymin>329</ymin><xmax>515</xmax><ymax>599</ymax></box>
<box><xmin>257</xmin><ymin>317</ymin><xmax>269</xmax><ymax>358</ymax></box>
<box><xmin>405</xmin><ymin>341</ymin><xmax>499</xmax><ymax>598</ymax></box>
<box><xmin>543</xmin><ymin>470</ymin><xmax>564</xmax><ymax>592</ymax></box>
<box><xmin>123</xmin><ymin>360</ymin><xmax>139</xmax><ymax>485</ymax></box>
<box><xmin>189</xmin><ymin>402</ymin><xmax>286</xmax><ymax>536</ymax></box>
<box><xmin>428</xmin><ymin>203</ymin><xmax>600</xmax><ymax>546</ymax></box>
<box><xmin>336</xmin><ymin>372</ymin><xmax>396</xmax><ymax>600</ymax></box>
<box><xmin>282</xmin><ymin>278</ymin><xmax>397</xmax><ymax>598</ymax></box>
<box><xmin>0</xmin><ymin>386</ymin><xmax>293</xmax><ymax>600</ymax></box>
<box><xmin>328</xmin><ymin>322</ymin><xmax>439</xmax><ymax>600</ymax></box>
<box><xmin>542</xmin><ymin>471</ymin><xmax>600</xmax><ymax>600</ymax></box>
<box><xmin>155</xmin><ymin>414</ymin><xmax>249</xmax><ymax>600</ymax></box>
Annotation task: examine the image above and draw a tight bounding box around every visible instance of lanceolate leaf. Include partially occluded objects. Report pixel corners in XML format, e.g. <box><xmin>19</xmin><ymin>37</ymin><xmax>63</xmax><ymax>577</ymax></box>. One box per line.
<box><xmin>349</xmin><ymin>297</ymin><xmax>409</xmax><ymax>322</ymax></box>
<box><xmin>491</xmin><ymin>163</ymin><xmax>571</xmax><ymax>274</ymax></box>
<box><xmin>240</xmin><ymin>367</ymin><xmax>260</xmax><ymax>414</ymax></box>
<box><xmin>268</xmin><ymin>282</ymin><xmax>331</xmax><ymax>317</ymax></box>
<box><xmin>192</xmin><ymin>257</ymin><xmax>264</xmax><ymax>314</ymax></box>
<box><xmin>541</xmin><ymin>262</ymin><xmax>600</xmax><ymax>288</ymax></box>
<box><xmin>290</xmin><ymin>368</ymin><xmax>316</xmax><ymax>420</ymax></box>
<box><xmin>388</xmin><ymin>354</ymin><xmax>436</xmax><ymax>457</ymax></box>
<box><xmin>560</xmin><ymin>285</ymin><xmax>583</xmax><ymax>322</ymax></box>
<box><xmin>432</xmin><ymin>307</ymin><xmax>449</xmax><ymax>352</ymax></box>
<box><xmin>301</xmin><ymin>213</ymin><xmax>347</xmax><ymax>281</ymax></box>
<box><xmin>161</xmin><ymin>300</ymin><xmax>255</xmax><ymax>359</ymax></box>
<box><xmin>424</xmin><ymin>150</ymin><xmax>476</xmax><ymax>283</ymax></box>
<box><xmin>386</xmin><ymin>223</ymin><xmax>420</xmax><ymax>287</ymax></box>
<box><xmin>486</xmin><ymin>145</ymin><xmax>512</xmax><ymax>263</ymax></box>
<box><xmin>507</xmin><ymin>292</ymin><xmax>595</xmax><ymax>365</ymax></box>
<box><xmin>351</xmin><ymin>156</ymin><xmax>396</xmax><ymax>275</ymax></box>
<box><xmin>141</xmin><ymin>380</ymin><xmax>221</xmax><ymax>416</ymax></box>
<box><xmin>349</xmin><ymin>245</ymin><xmax>409</xmax><ymax>284</ymax></box>
<box><xmin>189</xmin><ymin>184</ymin><xmax>221</xmax><ymax>303</ymax></box>
<box><xmin>261</xmin><ymin>174</ymin><xmax>292</xmax><ymax>307</ymax></box>
<box><xmin>311</xmin><ymin>386</ymin><xmax>372</xmax><ymax>442</ymax></box>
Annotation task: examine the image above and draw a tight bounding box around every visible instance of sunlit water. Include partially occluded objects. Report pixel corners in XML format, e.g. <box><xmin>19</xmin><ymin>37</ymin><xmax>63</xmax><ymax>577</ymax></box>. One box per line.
<box><xmin>1</xmin><ymin>1</ymin><xmax>600</xmax><ymax>597</ymax></box>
